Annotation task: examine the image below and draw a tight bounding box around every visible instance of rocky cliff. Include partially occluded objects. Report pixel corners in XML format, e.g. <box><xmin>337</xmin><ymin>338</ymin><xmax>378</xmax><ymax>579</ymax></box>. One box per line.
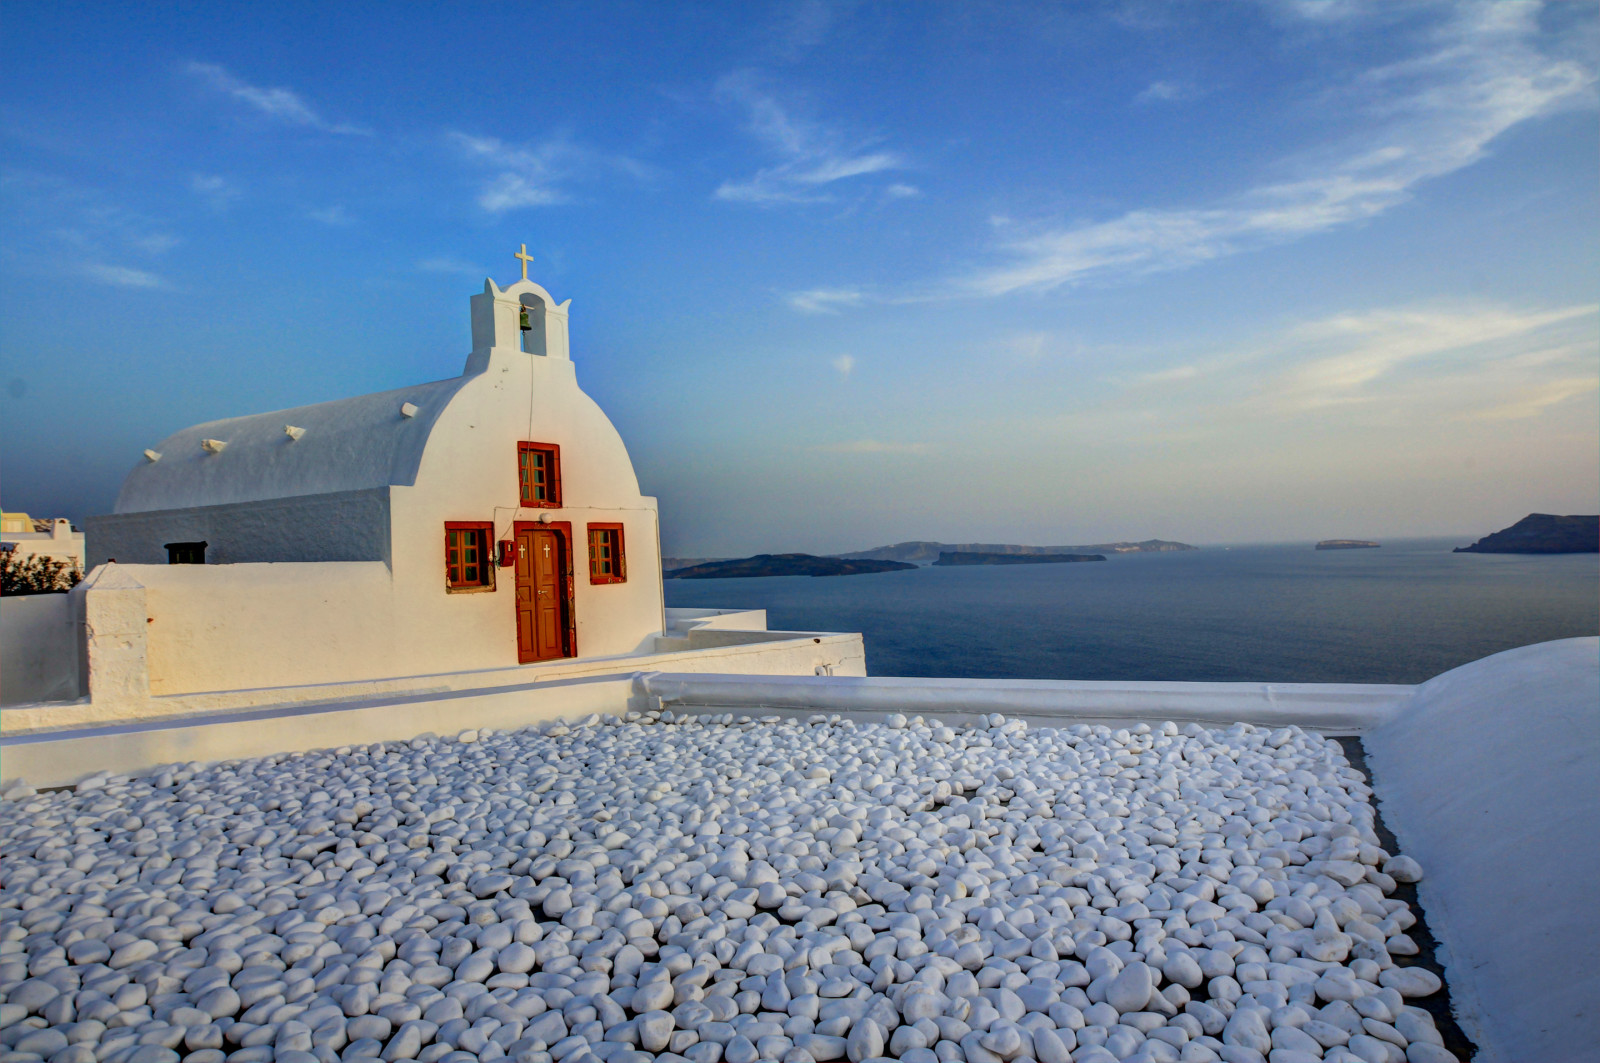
<box><xmin>1454</xmin><ymin>514</ymin><xmax>1598</xmax><ymax>554</ymax></box>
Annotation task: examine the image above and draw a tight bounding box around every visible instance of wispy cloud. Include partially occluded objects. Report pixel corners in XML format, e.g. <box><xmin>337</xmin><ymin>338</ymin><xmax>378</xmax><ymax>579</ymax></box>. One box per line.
<box><xmin>786</xmin><ymin>287</ymin><xmax>866</xmax><ymax>314</ymax></box>
<box><xmin>83</xmin><ymin>264</ymin><xmax>168</xmax><ymax>289</ymax></box>
<box><xmin>831</xmin><ymin>354</ymin><xmax>855</xmax><ymax>377</ymax></box>
<box><xmin>813</xmin><ymin>439</ymin><xmax>929</xmax><ymax>455</ymax></box>
<box><xmin>1134</xmin><ymin>80</ymin><xmax>1198</xmax><ymax>104</ymax></box>
<box><xmin>885</xmin><ymin>183</ymin><xmax>922</xmax><ymax>199</ymax></box>
<box><xmin>1121</xmin><ymin>301</ymin><xmax>1599</xmax><ymax>425</ymax></box>
<box><xmin>448</xmin><ymin>132</ymin><xmax>650</xmax><ymax>213</ymax></box>
<box><xmin>955</xmin><ymin>4</ymin><xmax>1594</xmax><ymax>296</ymax></box>
<box><xmin>1261</xmin><ymin>304</ymin><xmax>1598</xmax><ymax>412</ymax></box>
<box><xmin>185</xmin><ymin>62</ymin><xmax>372</xmax><ymax>136</ymax></box>
<box><xmin>715</xmin><ymin>72</ymin><xmax>905</xmax><ymax>205</ymax></box>
<box><xmin>189</xmin><ymin>174</ymin><xmax>241</xmax><ymax>211</ymax></box>
<box><xmin>2</xmin><ymin>172</ymin><xmax>178</xmax><ymax>290</ymax></box>
<box><xmin>307</xmin><ymin>205</ymin><xmax>354</xmax><ymax>226</ymax></box>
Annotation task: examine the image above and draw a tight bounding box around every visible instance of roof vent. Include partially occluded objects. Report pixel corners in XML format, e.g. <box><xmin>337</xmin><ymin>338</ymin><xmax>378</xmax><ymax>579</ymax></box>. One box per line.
<box><xmin>400</xmin><ymin>402</ymin><xmax>419</xmax><ymax>418</ymax></box>
<box><xmin>143</xmin><ymin>449</ymin><xmax>162</xmax><ymax>463</ymax></box>
<box><xmin>200</xmin><ymin>438</ymin><xmax>227</xmax><ymax>455</ymax></box>
<box><xmin>285</xmin><ymin>425</ymin><xmax>306</xmax><ymax>441</ymax></box>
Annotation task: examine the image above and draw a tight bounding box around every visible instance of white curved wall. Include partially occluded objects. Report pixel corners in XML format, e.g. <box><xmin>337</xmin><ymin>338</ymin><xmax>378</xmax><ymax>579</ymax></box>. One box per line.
<box><xmin>1363</xmin><ymin>637</ymin><xmax>1599</xmax><ymax>1063</ymax></box>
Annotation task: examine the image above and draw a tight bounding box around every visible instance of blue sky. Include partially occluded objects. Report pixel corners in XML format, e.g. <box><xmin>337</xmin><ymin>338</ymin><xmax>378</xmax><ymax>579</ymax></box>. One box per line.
<box><xmin>2</xmin><ymin>0</ymin><xmax>1595</xmax><ymax>555</ymax></box>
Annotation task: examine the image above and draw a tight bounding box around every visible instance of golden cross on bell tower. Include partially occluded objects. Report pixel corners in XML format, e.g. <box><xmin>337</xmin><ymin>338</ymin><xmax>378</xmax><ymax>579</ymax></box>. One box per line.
<box><xmin>514</xmin><ymin>243</ymin><xmax>535</xmax><ymax>282</ymax></box>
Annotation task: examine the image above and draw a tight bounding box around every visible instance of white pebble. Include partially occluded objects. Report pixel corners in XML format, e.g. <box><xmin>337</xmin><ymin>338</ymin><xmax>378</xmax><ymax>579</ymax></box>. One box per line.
<box><xmin>0</xmin><ymin>714</ymin><xmax>1447</xmax><ymax>1063</ymax></box>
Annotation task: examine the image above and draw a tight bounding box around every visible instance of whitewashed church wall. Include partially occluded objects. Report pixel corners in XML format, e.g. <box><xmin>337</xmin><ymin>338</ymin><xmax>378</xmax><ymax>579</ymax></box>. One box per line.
<box><xmin>0</xmin><ymin>593</ymin><xmax>79</xmax><ymax>704</ymax></box>
<box><xmin>84</xmin><ymin>488</ymin><xmax>391</xmax><ymax>567</ymax></box>
<box><xmin>383</xmin><ymin>345</ymin><xmax>667</xmax><ymax>670</ymax></box>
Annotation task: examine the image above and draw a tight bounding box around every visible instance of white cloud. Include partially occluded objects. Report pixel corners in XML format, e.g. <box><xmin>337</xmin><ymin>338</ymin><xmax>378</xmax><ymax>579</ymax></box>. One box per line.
<box><xmin>1472</xmin><ymin>375</ymin><xmax>1599</xmax><ymax>421</ymax></box>
<box><xmin>831</xmin><ymin>354</ymin><xmax>855</xmax><ymax>377</ymax></box>
<box><xmin>308</xmin><ymin>205</ymin><xmax>354</xmax><ymax>226</ymax></box>
<box><xmin>185</xmin><ymin>62</ymin><xmax>371</xmax><ymax>136</ymax></box>
<box><xmin>786</xmin><ymin>288</ymin><xmax>866</xmax><ymax>314</ymax></box>
<box><xmin>479</xmin><ymin>174</ymin><xmax>565</xmax><ymax>212</ymax></box>
<box><xmin>715</xmin><ymin>72</ymin><xmax>905</xmax><ymax>205</ymax></box>
<box><xmin>83</xmin><ymin>264</ymin><xmax>167</xmax><ymax>289</ymax></box>
<box><xmin>189</xmin><ymin>174</ymin><xmax>240</xmax><ymax>210</ymax></box>
<box><xmin>1006</xmin><ymin>332</ymin><xmax>1050</xmax><ymax>362</ymax></box>
<box><xmin>449</xmin><ymin>133</ymin><xmax>570</xmax><ymax>211</ymax></box>
<box><xmin>955</xmin><ymin>4</ymin><xmax>1595</xmax><ymax>296</ymax></box>
<box><xmin>886</xmin><ymin>183</ymin><xmax>922</xmax><ymax>199</ymax></box>
<box><xmin>1114</xmin><ymin>301</ymin><xmax>1599</xmax><ymax>428</ymax></box>
<box><xmin>813</xmin><ymin>439</ymin><xmax>929</xmax><ymax>455</ymax></box>
<box><xmin>1136</xmin><ymin>364</ymin><xmax>1201</xmax><ymax>384</ymax></box>
<box><xmin>1134</xmin><ymin>80</ymin><xmax>1196</xmax><ymax>104</ymax></box>
<box><xmin>448</xmin><ymin>131</ymin><xmax>649</xmax><ymax>213</ymax></box>
<box><xmin>1263</xmin><ymin>304</ymin><xmax>1598</xmax><ymax>412</ymax></box>
<box><xmin>2</xmin><ymin>172</ymin><xmax>179</xmax><ymax>290</ymax></box>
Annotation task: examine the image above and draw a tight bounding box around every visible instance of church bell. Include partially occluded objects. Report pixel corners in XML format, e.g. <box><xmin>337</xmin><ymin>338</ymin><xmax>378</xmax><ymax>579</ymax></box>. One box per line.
<box><xmin>519</xmin><ymin>307</ymin><xmax>532</xmax><ymax>332</ymax></box>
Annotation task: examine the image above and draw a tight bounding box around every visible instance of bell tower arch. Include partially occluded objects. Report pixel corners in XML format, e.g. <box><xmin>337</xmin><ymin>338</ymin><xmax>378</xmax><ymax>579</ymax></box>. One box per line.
<box><xmin>468</xmin><ymin>244</ymin><xmax>571</xmax><ymax>366</ymax></box>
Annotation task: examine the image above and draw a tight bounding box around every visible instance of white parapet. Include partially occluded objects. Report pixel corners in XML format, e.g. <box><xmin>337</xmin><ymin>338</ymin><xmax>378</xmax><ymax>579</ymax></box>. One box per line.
<box><xmin>634</xmin><ymin>671</ymin><xmax>1415</xmax><ymax>734</ymax></box>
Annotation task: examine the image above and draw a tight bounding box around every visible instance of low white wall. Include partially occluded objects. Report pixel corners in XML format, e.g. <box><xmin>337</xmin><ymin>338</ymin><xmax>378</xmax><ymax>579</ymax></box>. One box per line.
<box><xmin>665</xmin><ymin>607</ymin><xmax>769</xmax><ymax>631</ymax></box>
<box><xmin>1363</xmin><ymin>637</ymin><xmax>1600</xmax><ymax>1063</ymax></box>
<box><xmin>636</xmin><ymin>672</ymin><xmax>1414</xmax><ymax>734</ymax></box>
<box><xmin>0</xmin><ymin>593</ymin><xmax>79</xmax><ymax>704</ymax></box>
<box><xmin>0</xmin><ymin>673</ymin><xmax>637</xmax><ymax>789</ymax></box>
<box><xmin>0</xmin><ymin>627</ymin><xmax>865</xmax><ymax>734</ymax></box>
<box><xmin>138</xmin><ymin>561</ymin><xmax>398</xmax><ymax>694</ymax></box>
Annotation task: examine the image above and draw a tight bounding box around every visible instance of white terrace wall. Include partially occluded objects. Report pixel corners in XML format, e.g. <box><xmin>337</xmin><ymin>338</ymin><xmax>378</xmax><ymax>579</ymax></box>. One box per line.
<box><xmin>0</xmin><ymin>593</ymin><xmax>79</xmax><ymax>704</ymax></box>
<box><xmin>17</xmin><ymin>564</ymin><xmax>863</xmax><ymax>725</ymax></box>
<box><xmin>137</xmin><ymin>562</ymin><xmax>398</xmax><ymax>694</ymax></box>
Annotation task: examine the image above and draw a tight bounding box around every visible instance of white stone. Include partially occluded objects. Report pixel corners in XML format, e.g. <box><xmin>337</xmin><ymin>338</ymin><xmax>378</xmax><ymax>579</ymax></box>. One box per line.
<box><xmin>1383</xmin><ymin>857</ymin><xmax>1423</xmax><ymax>883</ymax></box>
<box><xmin>846</xmin><ymin>1018</ymin><xmax>884</xmax><ymax>1062</ymax></box>
<box><xmin>0</xmin><ymin>716</ymin><xmax>1456</xmax><ymax>1063</ymax></box>
<box><xmin>1105</xmin><ymin>961</ymin><xmax>1154</xmax><ymax>1013</ymax></box>
<box><xmin>1379</xmin><ymin>968</ymin><xmax>1443</xmax><ymax>998</ymax></box>
<box><xmin>637</xmin><ymin>1011</ymin><xmax>675</xmax><ymax>1052</ymax></box>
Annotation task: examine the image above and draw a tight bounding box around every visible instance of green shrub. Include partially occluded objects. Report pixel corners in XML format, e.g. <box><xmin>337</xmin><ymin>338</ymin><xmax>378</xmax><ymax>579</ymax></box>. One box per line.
<box><xmin>0</xmin><ymin>552</ymin><xmax>83</xmax><ymax>595</ymax></box>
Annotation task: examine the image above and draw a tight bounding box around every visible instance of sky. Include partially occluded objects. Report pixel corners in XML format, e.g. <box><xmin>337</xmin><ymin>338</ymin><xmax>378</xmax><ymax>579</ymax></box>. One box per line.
<box><xmin>1</xmin><ymin>0</ymin><xmax>1595</xmax><ymax>556</ymax></box>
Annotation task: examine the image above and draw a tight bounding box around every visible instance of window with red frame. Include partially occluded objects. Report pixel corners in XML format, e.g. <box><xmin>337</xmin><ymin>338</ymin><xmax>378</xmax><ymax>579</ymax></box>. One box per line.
<box><xmin>588</xmin><ymin>523</ymin><xmax>626</xmax><ymax>584</ymax></box>
<box><xmin>518</xmin><ymin>443</ymin><xmax>561</xmax><ymax>507</ymax></box>
<box><xmin>444</xmin><ymin>522</ymin><xmax>494</xmax><ymax>590</ymax></box>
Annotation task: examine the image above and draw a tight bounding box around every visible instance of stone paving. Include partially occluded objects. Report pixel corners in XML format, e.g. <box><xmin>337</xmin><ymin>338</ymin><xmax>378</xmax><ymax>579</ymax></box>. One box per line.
<box><xmin>0</xmin><ymin>711</ymin><xmax>1458</xmax><ymax>1063</ymax></box>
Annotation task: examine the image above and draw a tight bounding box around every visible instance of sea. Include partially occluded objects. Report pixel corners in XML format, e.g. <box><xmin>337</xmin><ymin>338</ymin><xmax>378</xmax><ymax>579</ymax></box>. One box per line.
<box><xmin>663</xmin><ymin>539</ymin><xmax>1600</xmax><ymax>684</ymax></box>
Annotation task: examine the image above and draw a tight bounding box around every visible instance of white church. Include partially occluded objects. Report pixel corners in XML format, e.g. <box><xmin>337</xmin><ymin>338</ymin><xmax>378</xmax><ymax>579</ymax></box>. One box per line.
<box><xmin>1</xmin><ymin>252</ymin><xmax>862</xmax><ymax>713</ymax></box>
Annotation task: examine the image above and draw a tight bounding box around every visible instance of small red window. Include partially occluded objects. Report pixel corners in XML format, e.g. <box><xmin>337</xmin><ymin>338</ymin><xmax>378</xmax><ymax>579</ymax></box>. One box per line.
<box><xmin>444</xmin><ymin>522</ymin><xmax>495</xmax><ymax>590</ymax></box>
<box><xmin>519</xmin><ymin>443</ymin><xmax>561</xmax><ymax>507</ymax></box>
<box><xmin>588</xmin><ymin>523</ymin><xmax>626</xmax><ymax>584</ymax></box>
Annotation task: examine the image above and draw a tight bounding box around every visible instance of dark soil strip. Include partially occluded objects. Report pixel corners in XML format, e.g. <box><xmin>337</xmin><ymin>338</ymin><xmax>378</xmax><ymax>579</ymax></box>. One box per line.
<box><xmin>1336</xmin><ymin>736</ymin><xmax>1477</xmax><ymax>1060</ymax></box>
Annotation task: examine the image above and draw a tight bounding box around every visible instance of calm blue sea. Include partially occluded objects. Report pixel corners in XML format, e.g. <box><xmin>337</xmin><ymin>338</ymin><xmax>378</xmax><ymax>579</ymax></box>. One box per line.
<box><xmin>663</xmin><ymin>540</ymin><xmax>1599</xmax><ymax>684</ymax></box>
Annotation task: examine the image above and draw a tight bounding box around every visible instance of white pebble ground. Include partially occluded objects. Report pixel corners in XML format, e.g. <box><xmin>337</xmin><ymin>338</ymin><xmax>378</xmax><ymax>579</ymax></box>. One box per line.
<box><xmin>1</xmin><ymin>712</ymin><xmax>1461</xmax><ymax>1063</ymax></box>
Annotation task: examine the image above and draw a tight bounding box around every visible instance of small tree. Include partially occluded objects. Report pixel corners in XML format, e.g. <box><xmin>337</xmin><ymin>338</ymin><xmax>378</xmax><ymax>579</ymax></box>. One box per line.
<box><xmin>0</xmin><ymin>553</ymin><xmax>83</xmax><ymax>595</ymax></box>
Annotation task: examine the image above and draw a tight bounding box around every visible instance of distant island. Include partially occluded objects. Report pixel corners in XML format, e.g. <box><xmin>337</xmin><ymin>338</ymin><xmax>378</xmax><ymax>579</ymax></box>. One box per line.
<box><xmin>660</xmin><ymin>557</ymin><xmax>729</xmax><ymax>572</ymax></box>
<box><xmin>1454</xmin><ymin>514</ymin><xmax>1599</xmax><ymax>555</ymax></box>
<box><xmin>665</xmin><ymin>554</ymin><xmax>917</xmax><ymax>579</ymax></box>
<box><xmin>839</xmin><ymin>539</ymin><xmax>1195</xmax><ymax>565</ymax></box>
<box><xmin>934</xmin><ymin>551</ymin><xmax>1105</xmax><ymax>566</ymax></box>
<box><xmin>1316</xmin><ymin>540</ymin><xmax>1380</xmax><ymax>550</ymax></box>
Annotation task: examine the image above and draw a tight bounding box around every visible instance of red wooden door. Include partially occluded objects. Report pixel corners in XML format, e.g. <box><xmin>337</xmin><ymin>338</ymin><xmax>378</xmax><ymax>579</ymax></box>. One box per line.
<box><xmin>516</xmin><ymin>527</ymin><xmax>569</xmax><ymax>662</ymax></box>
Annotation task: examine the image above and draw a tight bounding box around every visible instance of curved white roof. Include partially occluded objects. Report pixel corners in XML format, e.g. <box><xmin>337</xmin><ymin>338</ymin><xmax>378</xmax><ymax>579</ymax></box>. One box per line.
<box><xmin>115</xmin><ymin>376</ymin><xmax>474</xmax><ymax>513</ymax></box>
